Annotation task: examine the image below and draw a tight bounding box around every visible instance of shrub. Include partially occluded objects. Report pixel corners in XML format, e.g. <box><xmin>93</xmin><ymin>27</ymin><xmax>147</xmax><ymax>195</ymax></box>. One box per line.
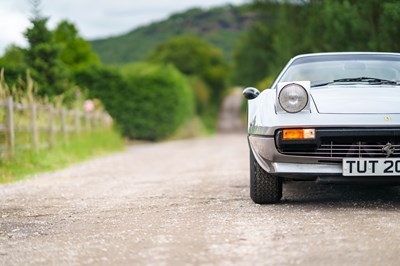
<box><xmin>118</xmin><ymin>63</ymin><xmax>195</xmax><ymax>140</ymax></box>
<box><xmin>74</xmin><ymin>63</ymin><xmax>195</xmax><ymax>140</ymax></box>
<box><xmin>147</xmin><ymin>35</ymin><xmax>229</xmax><ymax>105</ymax></box>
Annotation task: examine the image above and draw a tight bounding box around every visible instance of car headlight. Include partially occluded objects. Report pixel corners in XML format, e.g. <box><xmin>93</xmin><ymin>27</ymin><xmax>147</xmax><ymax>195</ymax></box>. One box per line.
<box><xmin>278</xmin><ymin>83</ymin><xmax>308</xmax><ymax>113</ymax></box>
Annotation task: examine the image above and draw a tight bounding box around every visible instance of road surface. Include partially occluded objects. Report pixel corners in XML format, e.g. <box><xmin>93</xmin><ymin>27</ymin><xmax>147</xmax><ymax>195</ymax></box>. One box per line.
<box><xmin>2</xmin><ymin>134</ymin><xmax>400</xmax><ymax>265</ymax></box>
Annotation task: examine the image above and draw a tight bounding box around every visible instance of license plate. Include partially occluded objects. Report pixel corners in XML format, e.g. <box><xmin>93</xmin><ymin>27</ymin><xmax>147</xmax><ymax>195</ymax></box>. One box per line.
<box><xmin>343</xmin><ymin>158</ymin><xmax>400</xmax><ymax>176</ymax></box>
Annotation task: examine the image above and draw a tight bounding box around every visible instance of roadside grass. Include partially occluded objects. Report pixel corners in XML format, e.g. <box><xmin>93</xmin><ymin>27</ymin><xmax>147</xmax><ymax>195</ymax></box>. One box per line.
<box><xmin>0</xmin><ymin>129</ymin><xmax>124</xmax><ymax>183</ymax></box>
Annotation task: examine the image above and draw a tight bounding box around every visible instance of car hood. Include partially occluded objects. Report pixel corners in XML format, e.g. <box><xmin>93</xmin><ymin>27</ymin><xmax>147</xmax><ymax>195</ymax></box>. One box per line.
<box><xmin>311</xmin><ymin>86</ymin><xmax>400</xmax><ymax>114</ymax></box>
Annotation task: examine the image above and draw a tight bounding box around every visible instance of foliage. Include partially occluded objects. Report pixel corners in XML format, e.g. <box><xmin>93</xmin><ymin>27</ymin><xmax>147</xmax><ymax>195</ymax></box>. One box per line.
<box><xmin>0</xmin><ymin>70</ymin><xmax>123</xmax><ymax>183</ymax></box>
<box><xmin>0</xmin><ymin>45</ymin><xmax>28</xmax><ymax>85</ymax></box>
<box><xmin>188</xmin><ymin>76</ymin><xmax>210</xmax><ymax>115</ymax></box>
<box><xmin>73</xmin><ymin>65</ymin><xmax>123</xmax><ymax>105</ymax></box>
<box><xmin>24</xmin><ymin>16</ymin><xmax>68</xmax><ymax>97</ymax></box>
<box><xmin>1</xmin><ymin>15</ymin><xmax>99</xmax><ymax>100</ymax></box>
<box><xmin>257</xmin><ymin>76</ymin><xmax>275</xmax><ymax>91</ymax></box>
<box><xmin>90</xmin><ymin>4</ymin><xmax>256</xmax><ymax>64</ymax></box>
<box><xmin>0</xmin><ymin>0</ymin><xmax>149</xmax><ymax>183</ymax></box>
<box><xmin>118</xmin><ymin>63</ymin><xmax>195</xmax><ymax>140</ymax></box>
<box><xmin>376</xmin><ymin>1</ymin><xmax>400</xmax><ymax>51</ymax></box>
<box><xmin>147</xmin><ymin>35</ymin><xmax>229</xmax><ymax>105</ymax></box>
<box><xmin>73</xmin><ymin>65</ymin><xmax>125</xmax><ymax>132</ymax></box>
<box><xmin>234</xmin><ymin>0</ymin><xmax>400</xmax><ymax>86</ymax></box>
<box><xmin>53</xmin><ymin>20</ymin><xmax>100</xmax><ymax>70</ymax></box>
<box><xmin>75</xmin><ymin>63</ymin><xmax>195</xmax><ymax>141</ymax></box>
<box><xmin>0</xmin><ymin>3</ymin><xmax>244</xmax><ymax>140</ymax></box>
<box><xmin>232</xmin><ymin>21</ymin><xmax>275</xmax><ymax>86</ymax></box>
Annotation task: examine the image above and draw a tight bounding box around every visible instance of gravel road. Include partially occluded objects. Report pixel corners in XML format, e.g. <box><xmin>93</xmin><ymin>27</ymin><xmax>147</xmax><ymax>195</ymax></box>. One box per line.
<box><xmin>2</xmin><ymin>134</ymin><xmax>400</xmax><ymax>265</ymax></box>
<box><xmin>2</xmin><ymin>90</ymin><xmax>400</xmax><ymax>265</ymax></box>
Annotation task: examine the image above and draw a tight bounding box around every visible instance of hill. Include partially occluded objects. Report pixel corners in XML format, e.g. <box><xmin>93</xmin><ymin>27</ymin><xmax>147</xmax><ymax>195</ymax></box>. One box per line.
<box><xmin>90</xmin><ymin>5</ymin><xmax>257</xmax><ymax>65</ymax></box>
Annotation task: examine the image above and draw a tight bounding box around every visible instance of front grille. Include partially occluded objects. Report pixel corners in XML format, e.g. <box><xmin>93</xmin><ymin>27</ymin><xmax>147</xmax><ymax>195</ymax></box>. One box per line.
<box><xmin>281</xmin><ymin>141</ymin><xmax>400</xmax><ymax>158</ymax></box>
<box><xmin>276</xmin><ymin>128</ymin><xmax>400</xmax><ymax>159</ymax></box>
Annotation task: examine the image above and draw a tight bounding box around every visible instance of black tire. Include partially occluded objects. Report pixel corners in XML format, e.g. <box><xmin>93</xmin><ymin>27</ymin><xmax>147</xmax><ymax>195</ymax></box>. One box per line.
<box><xmin>250</xmin><ymin>149</ymin><xmax>282</xmax><ymax>204</ymax></box>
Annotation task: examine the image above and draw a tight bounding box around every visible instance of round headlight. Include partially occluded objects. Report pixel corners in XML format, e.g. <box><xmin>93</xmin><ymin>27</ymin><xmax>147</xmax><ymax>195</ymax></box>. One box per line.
<box><xmin>278</xmin><ymin>83</ymin><xmax>308</xmax><ymax>113</ymax></box>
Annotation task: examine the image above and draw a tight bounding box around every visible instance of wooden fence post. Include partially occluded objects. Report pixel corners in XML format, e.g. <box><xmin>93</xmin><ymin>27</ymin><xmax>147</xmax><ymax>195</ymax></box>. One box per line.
<box><xmin>48</xmin><ymin>105</ymin><xmax>54</xmax><ymax>148</ymax></box>
<box><xmin>93</xmin><ymin>112</ymin><xmax>99</xmax><ymax>129</ymax></box>
<box><xmin>60</xmin><ymin>108</ymin><xmax>67</xmax><ymax>142</ymax></box>
<box><xmin>30</xmin><ymin>101</ymin><xmax>38</xmax><ymax>153</ymax></box>
<box><xmin>6</xmin><ymin>96</ymin><xmax>15</xmax><ymax>157</ymax></box>
<box><xmin>104</xmin><ymin>114</ymin><xmax>112</xmax><ymax>129</ymax></box>
<box><xmin>2</xmin><ymin>96</ymin><xmax>112</xmax><ymax>157</ymax></box>
<box><xmin>74</xmin><ymin>109</ymin><xmax>81</xmax><ymax>134</ymax></box>
<box><xmin>85</xmin><ymin>112</ymin><xmax>91</xmax><ymax>131</ymax></box>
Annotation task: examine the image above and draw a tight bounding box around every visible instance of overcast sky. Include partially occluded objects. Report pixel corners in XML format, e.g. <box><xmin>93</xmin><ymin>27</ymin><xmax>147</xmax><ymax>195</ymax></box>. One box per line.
<box><xmin>0</xmin><ymin>0</ymin><xmax>247</xmax><ymax>55</ymax></box>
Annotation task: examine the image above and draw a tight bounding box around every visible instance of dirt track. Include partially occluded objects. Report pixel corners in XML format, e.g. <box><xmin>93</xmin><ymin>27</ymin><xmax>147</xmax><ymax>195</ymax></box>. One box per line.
<box><xmin>2</xmin><ymin>134</ymin><xmax>400</xmax><ymax>265</ymax></box>
<box><xmin>2</xmin><ymin>91</ymin><xmax>400</xmax><ymax>265</ymax></box>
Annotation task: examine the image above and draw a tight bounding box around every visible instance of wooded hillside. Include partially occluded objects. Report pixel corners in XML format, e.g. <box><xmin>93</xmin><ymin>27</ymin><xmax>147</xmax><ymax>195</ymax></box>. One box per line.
<box><xmin>90</xmin><ymin>5</ymin><xmax>257</xmax><ymax>64</ymax></box>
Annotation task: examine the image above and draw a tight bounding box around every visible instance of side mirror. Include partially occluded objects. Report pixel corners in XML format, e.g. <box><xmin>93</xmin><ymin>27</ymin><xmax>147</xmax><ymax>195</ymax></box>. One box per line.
<box><xmin>243</xmin><ymin>87</ymin><xmax>260</xmax><ymax>100</ymax></box>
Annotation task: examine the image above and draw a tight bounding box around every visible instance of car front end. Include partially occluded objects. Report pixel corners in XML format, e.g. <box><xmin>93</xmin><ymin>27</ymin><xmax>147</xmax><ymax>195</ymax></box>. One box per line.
<box><xmin>244</xmin><ymin>52</ymin><xmax>400</xmax><ymax>203</ymax></box>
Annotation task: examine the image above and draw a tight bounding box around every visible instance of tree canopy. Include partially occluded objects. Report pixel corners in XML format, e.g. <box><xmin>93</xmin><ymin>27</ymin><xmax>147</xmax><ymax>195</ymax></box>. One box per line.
<box><xmin>53</xmin><ymin>21</ymin><xmax>100</xmax><ymax>70</ymax></box>
<box><xmin>147</xmin><ymin>35</ymin><xmax>229</xmax><ymax>104</ymax></box>
<box><xmin>24</xmin><ymin>16</ymin><xmax>68</xmax><ymax>96</ymax></box>
<box><xmin>233</xmin><ymin>0</ymin><xmax>400</xmax><ymax>87</ymax></box>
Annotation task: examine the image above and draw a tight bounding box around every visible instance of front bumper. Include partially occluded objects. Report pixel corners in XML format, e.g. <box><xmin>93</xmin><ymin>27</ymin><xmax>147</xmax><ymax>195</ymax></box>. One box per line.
<box><xmin>249</xmin><ymin>135</ymin><xmax>341</xmax><ymax>179</ymax></box>
<box><xmin>248</xmin><ymin>134</ymin><xmax>400</xmax><ymax>183</ymax></box>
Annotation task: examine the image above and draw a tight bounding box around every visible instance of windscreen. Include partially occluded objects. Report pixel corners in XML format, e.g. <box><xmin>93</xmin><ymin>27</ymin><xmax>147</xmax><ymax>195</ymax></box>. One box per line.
<box><xmin>277</xmin><ymin>54</ymin><xmax>400</xmax><ymax>87</ymax></box>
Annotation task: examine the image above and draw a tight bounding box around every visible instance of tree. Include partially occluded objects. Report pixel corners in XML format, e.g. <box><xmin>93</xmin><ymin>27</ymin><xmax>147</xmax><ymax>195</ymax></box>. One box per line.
<box><xmin>147</xmin><ymin>35</ymin><xmax>229</xmax><ymax>105</ymax></box>
<box><xmin>232</xmin><ymin>22</ymin><xmax>275</xmax><ymax>86</ymax></box>
<box><xmin>53</xmin><ymin>20</ymin><xmax>100</xmax><ymax>70</ymax></box>
<box><xmin>378</xmin><ymin>2</ymin><xmax>400</xmax><ymax>51</ymax></box>
<box><xmin>24</xmin><ymin>1</ymin><xmax>68</xmax><ymax>97</ymax></box>
<box><xmin>233</xmin><ymin>0</ymin><xmax>400</xmax><ymax>86</ymax></box>
<box><xmin>232</xmin><ymin>1</ymin><xmax>287</xmax><ymax>86</ymax></box>
<box><xmin>0</xmin><ymin>45</ymin><xmax>27</xmax><ymax>85</ymax></box>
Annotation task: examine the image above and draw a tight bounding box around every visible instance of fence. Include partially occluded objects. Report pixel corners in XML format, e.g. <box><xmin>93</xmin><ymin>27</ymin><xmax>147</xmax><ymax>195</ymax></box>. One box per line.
<box><xmin>0</xmin><ymin>96</ymin><xmax>112</xmax><ymax>159</ymax></box>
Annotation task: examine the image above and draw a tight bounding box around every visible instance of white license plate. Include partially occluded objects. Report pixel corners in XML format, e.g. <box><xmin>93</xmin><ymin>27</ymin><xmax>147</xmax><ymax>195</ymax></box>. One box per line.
<box><xmin>343</xmin><ymin>158</ymin><xmax>400</xmax><ymax>176</ymax></box>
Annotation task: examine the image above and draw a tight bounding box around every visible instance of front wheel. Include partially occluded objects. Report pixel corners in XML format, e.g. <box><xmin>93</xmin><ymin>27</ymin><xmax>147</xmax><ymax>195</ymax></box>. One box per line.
<box><xmin>250</xmin><ymin>149</ymin><xmax>282</xmax><ymax>204</ymax></box>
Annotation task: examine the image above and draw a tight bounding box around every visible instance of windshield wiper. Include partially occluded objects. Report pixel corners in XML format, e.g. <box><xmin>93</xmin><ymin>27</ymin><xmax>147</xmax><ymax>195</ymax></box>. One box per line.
<box><xmin>312</xmin><ymin>77</ymin><xmax>399</xmax><ymax>87</ymax></box>
<box><xmin>334</xmin><ymin>77</ymin><xmax>398</xmax><ymax>84</ymax></box>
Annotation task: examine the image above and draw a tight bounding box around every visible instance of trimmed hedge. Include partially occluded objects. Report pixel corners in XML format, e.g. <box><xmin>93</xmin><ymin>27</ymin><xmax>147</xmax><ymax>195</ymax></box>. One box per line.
<box><xmin>74</xmin><ymin>63</ymin><xmax>195</xmax><ymax>140</ymax></box>
<box><xmin>118</xmin><ymin>63</ymin><xmax>195</xmax><ymax>140</ymax></box>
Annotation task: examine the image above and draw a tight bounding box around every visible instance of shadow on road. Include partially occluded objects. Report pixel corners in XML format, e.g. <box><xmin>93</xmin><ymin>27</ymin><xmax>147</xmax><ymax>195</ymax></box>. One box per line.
<box><xmin>281</xmin><ymin>182</ymin><xmax>400</xmax><ymax>209</ymax></box>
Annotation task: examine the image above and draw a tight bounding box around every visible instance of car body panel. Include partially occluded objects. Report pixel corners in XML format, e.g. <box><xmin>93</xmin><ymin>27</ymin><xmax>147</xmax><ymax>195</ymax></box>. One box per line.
<box><xmin>312</xmin><ymin>86</ymin><xmax>400</xmax><ymax>114</ymax></box>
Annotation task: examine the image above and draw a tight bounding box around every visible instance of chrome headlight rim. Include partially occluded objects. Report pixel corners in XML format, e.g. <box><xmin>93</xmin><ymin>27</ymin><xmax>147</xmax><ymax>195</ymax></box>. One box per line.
<box><xmin>278</xmin><ymin>83</ymin><xmax>309</xmax><ymax>113</ymax></box>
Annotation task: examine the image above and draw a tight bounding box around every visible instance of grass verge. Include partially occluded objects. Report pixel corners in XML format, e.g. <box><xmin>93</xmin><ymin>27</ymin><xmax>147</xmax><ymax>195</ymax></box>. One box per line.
<box><xmin>0</xmin><ymin>129</ymin><xmax>124</xmax><ymax>183</ymax></box>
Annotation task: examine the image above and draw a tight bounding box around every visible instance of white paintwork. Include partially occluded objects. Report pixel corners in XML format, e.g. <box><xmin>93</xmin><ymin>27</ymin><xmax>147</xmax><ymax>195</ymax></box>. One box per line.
<box><xmin>311</xmin><ymin>86</ymin><xmax>400</xmax><ymax>114</ymax></box>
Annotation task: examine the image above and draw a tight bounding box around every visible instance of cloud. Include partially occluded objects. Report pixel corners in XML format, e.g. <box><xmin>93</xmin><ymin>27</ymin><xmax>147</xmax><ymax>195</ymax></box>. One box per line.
<box><xmin>0</xmin><ymin>4</ymin><xmax>30</xmax><ymax>52</ymax></box>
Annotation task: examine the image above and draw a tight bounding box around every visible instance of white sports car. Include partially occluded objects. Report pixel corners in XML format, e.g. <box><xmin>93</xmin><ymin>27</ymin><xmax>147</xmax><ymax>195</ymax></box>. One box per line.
<box><xmin>243</xmin><ymin>52</ymin><xmax>400</xmax><ymax>204</ymax></box>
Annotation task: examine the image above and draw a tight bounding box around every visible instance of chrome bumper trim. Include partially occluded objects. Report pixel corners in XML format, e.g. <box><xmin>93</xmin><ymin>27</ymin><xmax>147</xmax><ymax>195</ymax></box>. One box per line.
<box><xmin>271</xmin><ymin>162</ymin><xmax>342</xmax><ymax>175</ymax></box>
<box><xmin>248</xmin><ymin>135</ymin><xmax>343</xmax><ymax>176</ymax></box>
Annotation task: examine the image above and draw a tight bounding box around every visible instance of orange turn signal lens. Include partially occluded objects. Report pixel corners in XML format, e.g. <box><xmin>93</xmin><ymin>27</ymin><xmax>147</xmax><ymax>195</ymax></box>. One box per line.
<box><xmin>283</xmin><ymin>129</ymin><xmax>315</xmax><ymax>140</ymax></box>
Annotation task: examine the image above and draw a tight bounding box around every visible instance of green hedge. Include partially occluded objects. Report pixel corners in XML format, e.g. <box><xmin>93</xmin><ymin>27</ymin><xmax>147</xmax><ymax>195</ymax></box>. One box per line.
<box><xmin>74</xmin><ymin>63</ymin><xmax>195</xmax><ymax>140</ymax></box>
<box><xmin>118</xmin><ymin>63</ymin><xmax>194</xmax><ymax>140</ymax></box>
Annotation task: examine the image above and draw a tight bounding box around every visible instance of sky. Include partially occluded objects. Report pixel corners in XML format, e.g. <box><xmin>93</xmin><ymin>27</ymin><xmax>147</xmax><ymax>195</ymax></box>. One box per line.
<box><xmin>0</xmin><ymin>0</ymin><xmax>247</xmax><ymax>55</ymax></box>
